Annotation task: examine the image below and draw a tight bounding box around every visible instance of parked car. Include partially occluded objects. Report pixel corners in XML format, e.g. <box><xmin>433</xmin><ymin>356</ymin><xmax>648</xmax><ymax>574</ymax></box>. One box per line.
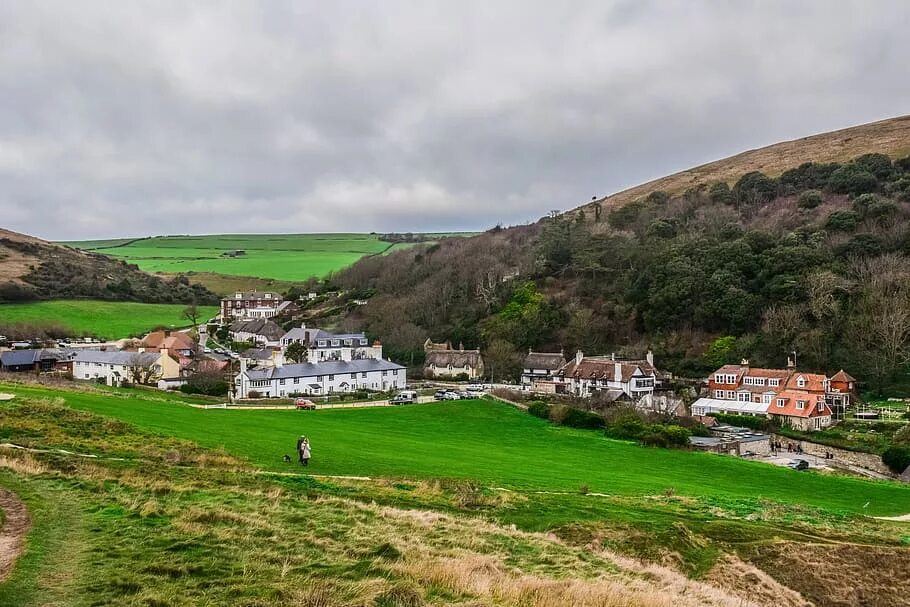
<box><xmin>203</xmin><ymin>347</ymin><xmax>212</xmax><ymax>354</ymax></box>
<box><xmin>442</xmin><ymin>391</ymin><xmax>461</xmax><ymax>400</ymax></box>
<box><xmin>390</xmin><ymin>390</ymin><xmax>418</xmax><ymax>405</ymax></box>
<box><xmin>466</xmin><ymin>384</ymin><xmax>484</xmax><ymax>392</ymax></box>
<box><xmin>294</xmin><ymin>398</ymin><xmax>316</xmax><ymax>410</ymax></box>
<box><xmin>458</xmin><ymin>391</ymin><xmax>477</xmax><ymax>399</ymax></box>
<box><xmin>434</xmin><ymin>390</ymin><xmax>448</xmax><ymax>401</ymax></box>
<box><xmin>788</xmin><ymin>459</ymin><xmax>809</xmax><ymax>471</ymax></box>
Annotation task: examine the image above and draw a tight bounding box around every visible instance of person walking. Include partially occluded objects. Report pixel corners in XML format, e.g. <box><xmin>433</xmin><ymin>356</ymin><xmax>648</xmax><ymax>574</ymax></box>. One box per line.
<box><xmin>296</xmin><ymin>435</ymin><xmax>306</xmax><ymax>464</ymax></box>
<box><xmin>300</xmin><ymin>437</ymin><xmax>311</xmax><ymax>467</ymax></box>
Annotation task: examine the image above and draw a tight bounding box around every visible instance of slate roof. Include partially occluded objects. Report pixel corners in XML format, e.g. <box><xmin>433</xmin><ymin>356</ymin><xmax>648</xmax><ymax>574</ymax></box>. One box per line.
<box><xmin>559</xmin><ymin>357</ymin><xmax>654</xmax><ymax>381</ymax></box>
<box><xmin>0</xmin><ymin>349</ymin><xmax>66</xmax><ymax>367</ymax></box>
<box><xmin>523</xmin><ymin>352</ymin><xmax>566</xmax><ymax>370</ymax></box>
<box><xmin>244</xmin><ymin>358</ymin><xmax>404</xmax><ymax>381</ymax></box>
<box><xmin>229</xmin><ymin>318</ymin><xmax>285</xmax><ymax>341</ymax></box>
<box><xmin>224</xmin><ymin>291</ymin><xmax>282</xmax><ymax>301</ymax></box>
<box><xmin>73</xmin><ymin>350</ymin><xmax>161</xmax><ymax>366</ymax></box>
<box><xmin>241</xmin><ymin>348</ymin><xmax>276</xmax><ymax>361</ymax></box>
<box><xmin>282</xmin><ymin>327</ymin><xmax>369</xmax><ymax>347</ymax></box>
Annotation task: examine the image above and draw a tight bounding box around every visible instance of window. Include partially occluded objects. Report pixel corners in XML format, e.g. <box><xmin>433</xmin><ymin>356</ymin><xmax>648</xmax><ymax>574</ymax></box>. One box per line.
<box><xmin>796</xmin><ymin>400</ymin><xmax>805</xmax><ymax>410</ymax></box>
<box><xmin>360</xmin><ymin>339</ymin><xmax>368</xmax><ymax>345</ymax></box>
<box><xmin>818</xmin><ymin>402</ymin><xmax>824</xmax><ymax>411</ymax></box>
<box><xmin>393</xmin><ymin>369</ymin><xmax>399</xmax><ymax>375</ymax></box>
<box><xmin>714</xmin><ymin>373</ymin><xmax>723</xmax><ymax>383</ymax></box>
<box><xmin>714</xmin><ymin>389</ymin><xmax>724</xmax><ymax>399</ymax></box>
<box><xmin>776</xmin><ymin>399</ymin><xmax>785</xmax><ymax>408</ymax></box>
<box><xmin>725</xmin><ymin>391</ymin><xmax>735</xmax><ymax>399</ymax></box>
<box><xmin>350</xmin><ymin>373</ymin><xmax>357</xmax><ymax>379</ymax></box>
<box><xmin>768</xmin><ymin>379</ymin><xmax>780</xmax><ymax>387</ymax></box>
<box><xmin>762</xmin><ymin>394</ymin><xmax>772</xmax><ymax>404</ymax></box>
<box><xmin>382</xmin><ymin>370</ymin><xmax>388</xmax><ymax>376</ymax></box>
<box><xmin>328</xmin><ymin>374</ymin><xmax>334</xmax><ymax>381</ymax></box>
<box><xmin>738</xmin><ymin>392</ymin><xmax>750</xmax><ymax>402</ymax></box>
<box><xmin>361</xmin><ymin>372</ymin><xmax>367</xmax><ymax>378</ymax></box>
<box><xmin>279</xmin><ymin>379</ymin><xmax>285</xmax><ymax>385</ymax></box>
<box><xmin>293</xmin><ymin>378</ymin><xmax>299</xmax><ymax>384</ymax></box>
<box><xmin>796</xmin><ymin>376</ymin><xmax>806</xmax><ymax>388</ymax></box>
<box><xmin>744</xmin><ymin>377</ymin><xmax>765</xmax><ymax>386</ymax></box>
<box><xmin>317</xmin><ymin>375</ymin><xmax>323</xmax><ymax>381</ymax></box>
<box><xmin>331</xmin><ymin>340</ymin><xmax>340</xmax><ymax>346</ymax></box>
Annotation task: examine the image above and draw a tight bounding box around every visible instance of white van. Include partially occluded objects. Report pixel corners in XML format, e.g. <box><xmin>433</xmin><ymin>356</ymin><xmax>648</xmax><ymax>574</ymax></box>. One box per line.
<box><xmin>390</xmin><ymin>390</ymin><xmax>418</xmax><ymax>405</ymax></box>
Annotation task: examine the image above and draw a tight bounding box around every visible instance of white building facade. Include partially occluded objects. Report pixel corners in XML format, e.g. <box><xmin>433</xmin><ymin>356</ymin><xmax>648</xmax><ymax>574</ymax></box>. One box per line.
<box><xmin>235</xmin><ymin>358</ymin><xmax>406</xmax><ymax>398</ymax></box>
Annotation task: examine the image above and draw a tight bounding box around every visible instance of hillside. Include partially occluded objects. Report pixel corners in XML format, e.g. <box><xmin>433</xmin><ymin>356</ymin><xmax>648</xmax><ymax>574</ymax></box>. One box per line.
<box><xmin>0</xmin><ymin>228</ymin><xmax>217</xmax><ymax>304</ymax></box>
<box><xmin>331</xmin><ymin>116</ymin><xmax>910</xmax><ymax>392</ymax></box>
<box><xmin>580</xmin><ymin>114</ymin><xmax>910</xmax><ymax>214</ymax></box>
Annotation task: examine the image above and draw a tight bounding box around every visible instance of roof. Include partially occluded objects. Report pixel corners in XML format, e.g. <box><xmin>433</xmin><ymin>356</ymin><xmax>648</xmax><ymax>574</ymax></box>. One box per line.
<box><xmin>425</xmin><ymin>349</ymin><xmax>483</xmax><ymax>368</ymax></box>
<box><xmin>711</xmin><ymin>365</ymin><xmax>790</xmax><ymax>381</ymax></box>
<box><xmin>523</xmin><ymin>352</ymin><xmax>566</xmax><ymax>370</ymax></box>
<box><xmin>282</xmin><ymin>327</ymin><xmax>368</xmax><ymax>346</ymax></box>
<box><xmin>0</xmin><ymin>349</ymin><xmax>66</xmax><ymax>367</ymax></box>
<box><xmin>143</xmin><ymin>330</ymin><xmax>195</xmax><ymax>350</ymax></box>
<box><xmin>244</xmin><ymin>358</ymin><xmax>405</xmax><ymax>381</ymax></box>
<box><xmin>73</xmin><ymin>350</ymin><xmax>161</xmax><ymax>366</ymax></box>
<box><xmin>241</xmin><ymin>348</ymin><xmax>275</xmax><ymax>360</ymax></box>
<box><xmin>559</xmin><ymin>357</ymin><xmax>654</xmax><ymax>382</ymax></box>
<box><xmin>784</xmin><ymin>373</ymin><xmax>828</xmax><ymax>393</ymax></box>
<box><xmin>690</xmin><ymin>397</ymin><xmax>769</xmax><ymax>415</ymax></box>
<box><xmin>229</xmin><ymin>318</ymin><xmax>285</xmax><ymax>341</ymax></box>
<box><xmin>224</xmin><ymin>291</ymin><xmax>283</xmax><ymax>301</ymax></box>
<box><xmin>831</xmin><ymin>369</ymin><xmax>856</xmax><ymax>383</ymax></box>
<box><xmin>768</xmin><ymin>390</ymin><xmax>831</xmax><ymax>418</ymax></box>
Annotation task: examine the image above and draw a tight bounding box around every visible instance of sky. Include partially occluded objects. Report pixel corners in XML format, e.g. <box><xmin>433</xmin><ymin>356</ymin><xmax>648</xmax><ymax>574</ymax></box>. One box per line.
<box><xmin>1</xmin><ymin>1</ymin><xmax>909</xmax><ymax>240</ymax></box>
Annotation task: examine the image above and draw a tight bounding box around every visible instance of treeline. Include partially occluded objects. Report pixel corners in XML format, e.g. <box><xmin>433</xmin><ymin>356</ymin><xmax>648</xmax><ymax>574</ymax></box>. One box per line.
<box><xmin>333</xmin><ymin>153</ymin><xmax>910</xmax><ymax>393</ymax></box>
<box><xmin>0</xmin><ymin>238</ymin><xmax>219</xmax><ymax>305</ymax></box>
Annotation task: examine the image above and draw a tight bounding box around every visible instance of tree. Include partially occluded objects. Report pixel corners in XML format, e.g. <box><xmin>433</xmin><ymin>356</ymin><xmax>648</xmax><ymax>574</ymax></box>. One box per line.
<box><xmin>847</xmin><ymin>283</ymin><xmax>910</xmax><ymax>395</ymax></box>
<box><xmin>797</xmin><ymin>190</ymin><xmax>823</xmax><ymax>209</ymax></box>
<box><xmin>732</xmin><ymin>171</ymin><xmax>777</xmax><ymax>206</ymax></box>
<box><xmin>182</xmin><ymin>303</ymin><xmax>201</xmax><ymax>344</ymax></box>
<box><xmin>128</xmin><ymin>354</ymin><xmax>162</xmax><ymax>385</ymax></box>
<box><xmin>484</xmin><ymin>339</ymin><xmax>519</xmax><ymax>382</ymax></box>
<box><xmin>827</xmin><ymin>165</ymin><xmax>878</xmax><ymax>195</ymax></box>
<box><xmin>285</xmin><ymin>341</ymin><xmax>307</xmax><ymax>363</ymax></box>
<box><xmin>708</xmin><ymin>182</ymin><xmax>733</xmax><ymax>205</ymax></box>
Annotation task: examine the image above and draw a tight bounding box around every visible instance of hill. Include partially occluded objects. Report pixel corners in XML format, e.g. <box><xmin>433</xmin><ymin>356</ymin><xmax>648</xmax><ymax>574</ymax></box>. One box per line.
<box><xmin>329</xmin><ymin>116</ymin><xmax>910</xmax><ymax>392</ymax></box>
<box><xmin>0</xmin><ymin>228</ymin><xmax>217</xmax><ymax>304</ymax></box>
<box><xmin>580</xmin><ymin>114</ymin><xmax>910</xmax><ymax>214</ymax></box>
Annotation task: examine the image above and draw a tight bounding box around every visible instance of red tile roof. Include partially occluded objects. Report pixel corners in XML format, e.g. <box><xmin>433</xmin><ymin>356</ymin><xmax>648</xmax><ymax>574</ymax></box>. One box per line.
<box><xmin>784</xmin><ymin>373</ymin><xmax>827</xmax><ymax>393</ymax></box>
<box><xmin>831</xmin><ymin>370</ymin><xmax>856</xmax><ymax>383</ymax></box>
<box><xmin>768</xmin><ymin>391</ymin><xmax>831</xmax><ymax>418</ymax></box>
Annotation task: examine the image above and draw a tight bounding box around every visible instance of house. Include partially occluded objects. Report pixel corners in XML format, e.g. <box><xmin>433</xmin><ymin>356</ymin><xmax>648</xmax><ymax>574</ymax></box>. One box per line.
<box><xmin>423</xmin><ymin>339</ymin><xmax>484</xmax><ymax>379</ymax></box>
<box><xmin>690</xmin><ymin>360</ymin><xmax>842</xmax><ymax>429</ymax></box>
<box><xmin>281</xmin><ymin>326</ymin><xmax>383</xmax><ymax>363</ymax></box>
<box><xmin>520</xmin><ymin>350</ymin><xmax>567</xmax><ymax>390</ymax></box>
<box><xmin>220</xmin><ymin>291</ymin><xmax>283</xmax><ymax>322</ymax></box>
<box><xmin>828</xmin><ymin>370</ymin><xmax>856</xmax><ymax>413</ymax></box>
<box><xmin>234</xmin><ymin>357</ymin><xmax>406</xmax><ymax>399</ymax></box>
<box><xmin>767</xmin><ymin>390</ymin><xmax>833</xmax><ymax>431</ymax></box>
<box><xmin>240</xmin><ymin>347</ymin><xmax>283</xmax><ymax>368</ymax></box>
<box><xmin>553</xmin><ymin>351</ymin><xmax>657</xmax><ymax>401</ymax></box>
<box><xmin>229</xmin><ymin>318</ymin><xmax>285</xmax><ymax>348</ymax></box>
<box><xmin>73</xmin><ymin>349</ymin><xmax>180</xmax><ymax>387</ymax></box>
<box><xmin>0</xmin><ymin>349</ymin><xmax>72</xmax><ymax>374</ymax></box>
<box><xmin>142</xmin><ymin>330</ymin><xmax>196</xmax><ymax>357</ymax></box>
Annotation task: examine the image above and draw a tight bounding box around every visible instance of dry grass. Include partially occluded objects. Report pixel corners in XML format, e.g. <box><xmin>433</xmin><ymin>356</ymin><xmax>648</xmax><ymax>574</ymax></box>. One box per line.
<box><xmin>0</xmin><ymin>453</ymin><xmax>47</xmax><ymax>476</ymax></box>
<box><xmin>579</xmin><ymin>114</ymin><xmax>910</xmax><ymax>214</ymax></box>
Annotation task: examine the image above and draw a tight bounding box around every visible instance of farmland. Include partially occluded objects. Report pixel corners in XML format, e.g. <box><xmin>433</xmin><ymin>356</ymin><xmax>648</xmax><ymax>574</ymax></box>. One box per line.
<box><xmin>62</xmin><ymin>234</ymin><xmax>439</xmax><ymax>282</ymax></box>
<box><xmin>0</xmin><ymin>301</ymin><xmax>218</xmax><ymax>339</ymax></box>
<box><xmin>1</xmin><ymin>381</ymin><xmax>909</xmax><ymax>606</ymax></box>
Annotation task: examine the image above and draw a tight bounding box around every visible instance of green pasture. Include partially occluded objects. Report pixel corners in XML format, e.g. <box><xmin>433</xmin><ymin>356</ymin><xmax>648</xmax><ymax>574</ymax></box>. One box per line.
<box><xmin>0</xmin><ymin>301</ymin><xmax>218</xmax><ymax>339</ymax></box>
<box><xmin>62</xmin><ymin>234</ymin><xmax>417</xmax><ymax>281</ymax></box>
<box><xmin>3</xmin><ymin>382</ymin><xmax>908</xmax><ymax>516</ymax></box>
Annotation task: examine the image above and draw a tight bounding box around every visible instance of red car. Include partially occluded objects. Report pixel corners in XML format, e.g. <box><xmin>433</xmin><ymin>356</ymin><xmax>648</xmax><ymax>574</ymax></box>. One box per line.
<box><xmin>294</xmin><ymin>398</ymin><xmax>316</xmax><ymax>410</ymax></box>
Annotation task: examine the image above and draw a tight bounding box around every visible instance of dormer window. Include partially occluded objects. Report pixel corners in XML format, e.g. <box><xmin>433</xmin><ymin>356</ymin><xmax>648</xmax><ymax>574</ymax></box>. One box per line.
<box><xmin>360</xmin><ymin>339</ymin><xmax>368</xmax><ymax>345</ymax></box>
<box><xmin>796</xmin><ymin>400</ymin><xmax>805</xmax><ymax>410</ymax></box>
<box><xmin>265</xmin><ymin>293</ymin><xmax>272</xmax><ymax>299</ymax></box>
<box><xmin>318</xmin><ymin>340</ymin><xmax>327</xmax><ymax>347</ymax></box>
<box><xmin>768</xmin><ymin>379</ymin><xmax>780</xmax><ymax>387</ymax></box>
<box><xmin>818</xmin><ymin>402</ymin><xmax>824</xmax><ymax>412</ymax></box>
<box><xmin>796</xmin><ymin>376</ymin><xmax>806</xmax><ymax>388</ymax></box>
<box><xmin>776</xmin><ymin>399</ymin><xmax>785</xmax><ymax>408</ymax></box>
<box><xmin>331</xmin><ymin>340</ymin><xmax>340</xmax><ymax>346</ymax></box>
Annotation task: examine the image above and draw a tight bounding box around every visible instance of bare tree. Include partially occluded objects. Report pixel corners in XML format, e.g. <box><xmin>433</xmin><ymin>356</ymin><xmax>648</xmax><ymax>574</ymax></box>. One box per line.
<box><xmin>182</xmin><ymin>303</ymin><xmax>201</xmax><ymax>345</ymax></box>
<box><xmin>848</xmin><ymin>287</ymin><xmax>910</xmax><ymax>395</ymax></box>
<box><xmin>484</xmin><ymin>339</ymin><xmax>519</xmax><ymax>382</ymax></box>
<box><xmin>127</xmin><ymin>354</ymin><xmax>162</xmax><ymax>385</ymax></box>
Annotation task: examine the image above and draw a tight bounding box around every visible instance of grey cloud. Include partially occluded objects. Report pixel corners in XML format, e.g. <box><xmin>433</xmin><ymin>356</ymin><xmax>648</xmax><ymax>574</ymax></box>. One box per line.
<box><xmin>0</xmin><ymin>1</ymin><xmax>908</xmax><ymax>239</ymax></box>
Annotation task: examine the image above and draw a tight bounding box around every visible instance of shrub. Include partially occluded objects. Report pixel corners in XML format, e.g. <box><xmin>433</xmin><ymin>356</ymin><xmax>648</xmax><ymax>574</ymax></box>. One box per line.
<box><xmin>882</xmin><ymin>446</ymin><xmax>910</xmax><ymax>474</ymax></box>
<box><xmin>825</xmin><ymin>210</ymin><xmax>859</xmax><ymax>232</ymax></box>
<box><xmin>733</xmin><ymin>171</ymin><xmax>777</xmax><ymax>206</ymax></box>
<box><xmin>797</xmin><ymin>190</ymin><xmax>824</xmax><ymax>209</ymax></box>
<box><xmin>827</xmin><ymin>165</ymin><xmax>878</xmax><ymax>195</ymax></box>
<box><xmin>837</xmin><ymin>234</ymin><xmax>884</xmax><ymax>258</ymax></box>
<box><xmin>527</xmin><ymin>401</ymin><xmax>551</xmax><ymax>419</ymax></box>
<box><xmin>708</xmin><ymin>182</ymin><xmax>733</xmax><ymax>205</ymax></box>
<box><xmin>646</xmin><ymin>218</ymin><xmax>677</xmax><ymax>239</ymax></box>
<box><xmin>604</xmin><ymin>411</ymin><xmax>648</xmax><ymax>441</ymax></box>
<box><xmin>561</xmin><ymin>407</ymin><xmax>605</xmax><ymax>429</ymax></box>
<box><xmin>247</xmin><ymin>390</ymin><xmax>262</xmax><ymax>399</ymax></box>
<box><xmin>853</xmin><ymin>153</ymin><xmax>894</xmax><ymax>180</ymax></box>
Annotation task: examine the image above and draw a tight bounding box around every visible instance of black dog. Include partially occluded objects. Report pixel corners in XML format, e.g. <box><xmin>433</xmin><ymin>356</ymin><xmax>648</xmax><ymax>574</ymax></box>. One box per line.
<box><xmin>282</xmin><ymin>454</ymin><xmax>292</xmax><ymax>463</ymax></box>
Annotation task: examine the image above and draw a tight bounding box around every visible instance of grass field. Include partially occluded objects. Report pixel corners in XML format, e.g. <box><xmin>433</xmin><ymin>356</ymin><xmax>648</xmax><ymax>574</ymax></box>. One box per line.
<box><xmin>0</xmin><ymin>301</ymin><xmax>218</xmax><ymax>339</ymax></box>
<box><xmin>3</xmin><ymin>382</ymin><xmax>908</xmax><ymax>516</ymax></box>
<box><xmin>1</xmin><ymin>381</ymin><xmax>909</xmax><ymax>606</ymax></box>
<box><xmin>62</xmin><ymin>234</ymin><xmax>437</xmax><ymax>282</ymax></box>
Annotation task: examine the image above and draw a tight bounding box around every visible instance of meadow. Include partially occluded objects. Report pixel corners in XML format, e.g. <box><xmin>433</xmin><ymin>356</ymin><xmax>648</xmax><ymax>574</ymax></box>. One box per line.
<box><xmin>3</xmin><ymin>382</ymin><xmax>908</xmax><ymax>516</ymax></box>
<box><xmin>63</xmin><ymin>234</ymin><xmax>428</xmax><ymax>282</ymax></box>
<box><xmin>1</xmin><ymin>381</ymin><xmax>909</xmax><ymax>606</ymax></box>
<box><xmin>0</xmin><ymin>301</ymin><xmax>218</xmax><ymax>339</ymax></box>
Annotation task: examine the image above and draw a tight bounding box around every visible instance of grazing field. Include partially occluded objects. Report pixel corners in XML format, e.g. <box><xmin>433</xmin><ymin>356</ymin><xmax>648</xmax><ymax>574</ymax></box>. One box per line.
<box><xmin>1</xmin><ymin>381</ymin><xmax>909</xmax><ymax>607</ymax></box>
<box><xmin>62</xmin><ymin>234</ymin><xmax>437</xmax><ymax>282</ymax></box>
<box><xmin>0</xmin><ymin>301</ymin><xmax>218</xmax><ymax>339</ymax></box>
<box><xmin>3</xmin><ymin>382</ymin><xmax>908</xmax><ymax>516</ymax></box>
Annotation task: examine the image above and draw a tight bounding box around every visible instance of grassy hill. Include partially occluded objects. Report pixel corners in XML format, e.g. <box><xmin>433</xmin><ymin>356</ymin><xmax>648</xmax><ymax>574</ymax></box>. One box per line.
<box><xmin>1</xmin><ymin>381</ymin><xmax>909</xmax><ymax>606</ymax></box>
<box><xmin>580</xmin><ymin>114</ymin><xmax>910</xmax><ymax>214</ymax></box>
<box><xmin>0</xmin><ymin>228</ymin><xmax>217</xmax><ymax>305</ymax></box>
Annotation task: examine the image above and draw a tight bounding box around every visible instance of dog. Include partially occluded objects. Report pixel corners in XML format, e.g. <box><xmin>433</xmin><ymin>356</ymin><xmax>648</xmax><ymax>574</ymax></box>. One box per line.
<box><xmin>282</xmin><ymin>454</ymin><xmax>292</xmax><ymax>463</ymax></box>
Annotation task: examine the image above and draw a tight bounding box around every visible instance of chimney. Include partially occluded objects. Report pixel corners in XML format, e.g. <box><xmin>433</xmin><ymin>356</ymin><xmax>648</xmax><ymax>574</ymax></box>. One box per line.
<box><xmin>646</xmin><ymin>350</ymin><xmax>654</xmax><ymax>366</ymax></box>
<box><xmin>274</xmin><ymin>351</ymin><xmax>284</xmax><ymax>368</ymax></box>
<box><xmin>611</xmin><ymin>352</ymin><xmax>615</xmax><ymax>361</ymax></box>
<box><xmin>787</xmin><ymin>357</ymin><xmax>795</xmax><ymax>369</ymax></box>
<box><xmin>575</xmin><ymin>350</ymin><xmax>584</xmax><ymax>365</ymax></box>
<box><xmin>459</xmin><ymin>342</ymin><xmax>464</xmax><ymax>351</ymax></box>
<box><xmin>138</xmin><ymin>347</ymin><xmax>145</xmax><ymax>353</ymax></box>
<box><xmin>240</xmin><ymin>358</ymin><xmax>248</xmax><ymax>374</ymax></box>
<box><xmin>164</xmin><ymin>330</ymin><xmax>171</xmax><ymax>337</ymax></box>
<box><xmin>741</xmin><ymin>358</ymin><xmax>750</xmax><ymax>366</ymax></box>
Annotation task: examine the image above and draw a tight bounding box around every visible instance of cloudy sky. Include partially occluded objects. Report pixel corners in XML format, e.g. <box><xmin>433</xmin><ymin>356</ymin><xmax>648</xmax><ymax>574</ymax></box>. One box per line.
<box><xmin>1</xmin><ymin>1</ymin><xmax>908</xmax><ymax>240</ymax></box>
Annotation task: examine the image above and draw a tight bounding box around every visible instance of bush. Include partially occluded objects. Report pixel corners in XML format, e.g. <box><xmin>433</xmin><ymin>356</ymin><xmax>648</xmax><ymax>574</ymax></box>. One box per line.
<box><xmin>247</xmin><ymin>390</ymin><xmax>262</xmax><ymax>399</ymax></box>
<box><xmin>547</xmin><ymin>404</ymin><xmax>604</xmax><ymax>429</ymax></box>
<box><xmin>797</xmin><ymin>190</ymin><xmax>824</xmax><ymax>209</ymax></box>
<box><xmin>528</xmin><ymin>401</ymin><xmax>551</xmax><ymax>419</ymax></box>
<box><xmin>708</xmin><ymin>182</ymin><xmax>733</xmax><ymax>205</ymax></box>
<box><xmin>646</xmin><ymin>219</ymin><xmax>677</xmax><ymax>239</ymax></box>
<box><xmin>853</xmin><ymin>153</ymin><xmax>894</xmax><ymax>180</ymax></box>
<box><xmin>882</xmin><ymin>446</ymin><xmax>910</xmax><ymax>474</ymax></box>
<box><xmin>825</xmin><ymin>210</ymin><xmax>859</xmax><ymax>232</ymax></box>
<box><xmin>603</xmin><ymin>411</ymin><xmax>648</xmax><ymax>441</ymax></box>
<box><xmin>827</xmin><ymin>165</ymin><xmax>878</xmax><ymax>195</ymax></box>
<box><xmin>733</xmin><ymin>171</ymin><xmax>777</xmax><ymax>206</ymax></box>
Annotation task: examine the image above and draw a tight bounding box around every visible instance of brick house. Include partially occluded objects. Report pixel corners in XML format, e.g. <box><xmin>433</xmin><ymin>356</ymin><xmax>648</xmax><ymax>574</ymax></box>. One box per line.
<box><xmin>220</xmin><ymin>291</ymin><xmax>283</xmax><ymax>323</ymax></box>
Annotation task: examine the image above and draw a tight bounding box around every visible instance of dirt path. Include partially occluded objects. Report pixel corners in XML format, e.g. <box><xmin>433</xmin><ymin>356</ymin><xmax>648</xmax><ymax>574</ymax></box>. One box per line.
<box><xmin>0</xmin><ymin>487</ymin><xmax>30</xmax><ymax>582</ymax></box>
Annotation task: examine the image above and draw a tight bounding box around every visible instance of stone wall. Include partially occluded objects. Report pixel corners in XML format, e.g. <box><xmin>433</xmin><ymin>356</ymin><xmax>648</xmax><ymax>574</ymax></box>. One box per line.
<box><xmin>768</xmin><ymin>434</ymin><xmax>892</xmax><ymax>476</ymax></box>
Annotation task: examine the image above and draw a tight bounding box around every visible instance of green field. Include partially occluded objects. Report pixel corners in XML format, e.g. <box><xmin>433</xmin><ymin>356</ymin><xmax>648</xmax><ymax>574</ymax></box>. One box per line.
<box><xmin>62</xmin><ymin>234</ymin><xmax>431</xmax><ymax>282</ymax></box>
<box><xmin>0</xmin><ymin>301</ymin><xmax>218</xmax><ymax>339</ymax></box>
<box><xmin>4</xmin><ymin>382</ymin><xmax>908</xmax><ymax>516</ymax></box>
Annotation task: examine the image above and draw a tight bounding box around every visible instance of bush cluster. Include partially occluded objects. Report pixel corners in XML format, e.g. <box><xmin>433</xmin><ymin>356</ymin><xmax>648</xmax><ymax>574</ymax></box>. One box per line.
<box><xmin>882</xmin><ymin>446</ymin><xmax>910</xmax><ymax>474</ymax></box>
<box><xmin>529</xmin><ymin>403</ymin><xmax>691</xmax><ymax>448</ymax></box>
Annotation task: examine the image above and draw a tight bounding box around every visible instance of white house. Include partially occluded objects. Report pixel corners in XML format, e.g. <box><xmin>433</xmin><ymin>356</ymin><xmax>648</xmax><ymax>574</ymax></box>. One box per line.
<box><xmin>73</xmin><ymin>349</ymin><xmax>179</xmax><ymax>387</ymax></box>
<box><xmin>229</xmin><ymin>318</ymin><xmax>285</xmax><ymax>348</ymax></box>
<box><xmin>554</xmin><ymin>351</ymin><xmax>657</xmax><ymax>401</ymax></box>
<box><xmin>234</xmin><ymin>357</ymin><xmax>406</xmax><ymax>399</ymax></box>
<box><xmin>423</xmin><ymin>339</ymin><xmax>484</xmax><ymax>379</ymax></box>
<box><xmin>280</xmin><ymin>326</ymin><xmax>383</xmax><ymax>363</ymax></box>
<box><xmin>520</xmin><ymin>350</ymin><xmax>567</xmax><ymax>389</ymax></box>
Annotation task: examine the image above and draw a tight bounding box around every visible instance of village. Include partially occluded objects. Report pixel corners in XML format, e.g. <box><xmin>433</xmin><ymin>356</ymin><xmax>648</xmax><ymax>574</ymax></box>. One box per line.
<box><xmin>2</xmin><ymin>288</ymin><xmax>908</xmax><ymax>483</ymax></box>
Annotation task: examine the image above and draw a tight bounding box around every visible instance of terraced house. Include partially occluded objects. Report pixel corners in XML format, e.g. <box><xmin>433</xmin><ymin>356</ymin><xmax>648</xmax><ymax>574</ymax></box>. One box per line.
<box><xmin>281</xmin><ymin>326</ymin><xmax>384</xmax><ymax>363</ymax></box>
<box><xmin>235</xmin><ymin>357</ymin><xmax>406</xmax><ymax>398</ymax></box>
<box><xmin>553</xmin><ymin>351</ymin><xmax>658</xmax><ymax>402</ymax></box>
<box><xmin>220</xmin><ymin>290</ymin><xmax>284</xmax><ymax>322</ymax></box>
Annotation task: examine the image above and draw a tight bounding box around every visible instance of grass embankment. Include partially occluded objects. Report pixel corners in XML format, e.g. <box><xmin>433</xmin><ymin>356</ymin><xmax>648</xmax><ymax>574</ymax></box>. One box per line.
<box><xmin>3</xmin><ymin>382</ymin><xmax>908</xmax><ymax>517</ymax></box>
<box><xmin>0</xmin><ymin>301</ymin><xmax>218</xmax><ymax>339</ymax></box>
<box><xmin>0</xmin><ymin>383</ymin><xmax>909</xmax><ymax>606</ymax></box>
